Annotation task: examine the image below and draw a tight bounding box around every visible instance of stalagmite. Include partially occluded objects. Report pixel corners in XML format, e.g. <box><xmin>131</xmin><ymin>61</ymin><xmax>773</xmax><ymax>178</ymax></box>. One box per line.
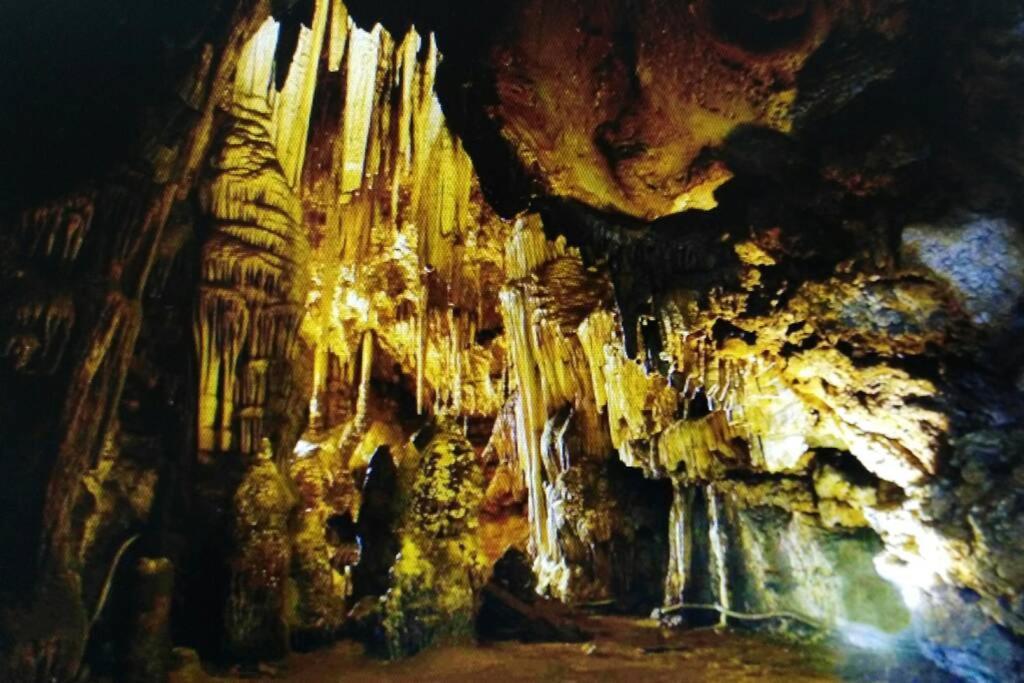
<box><xmin>706</xmin><ymin>486</ymin><xmax>730</xmax><ymax>627</ymax></box>
<box><xmin>665</xmin><ymin>486</ymin><xmax>690</xmax><ymax>605</ymax></box>
<box><xmin>6</xmin><ymin>2</ymin><xmax>1024</xmax><ymax>681</ymax></box>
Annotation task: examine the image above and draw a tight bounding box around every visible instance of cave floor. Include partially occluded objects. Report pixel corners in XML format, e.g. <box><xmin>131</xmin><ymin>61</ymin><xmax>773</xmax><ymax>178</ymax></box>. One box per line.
<box><xmin>195</xmin><ymin>616</ymin><xmax>952</xmax><ymax>682</ymax></box>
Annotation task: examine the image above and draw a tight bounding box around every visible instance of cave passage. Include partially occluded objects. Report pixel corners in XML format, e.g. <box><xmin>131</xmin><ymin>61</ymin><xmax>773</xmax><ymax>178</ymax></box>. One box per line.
<box><xmin>1</xmin><ymin>1</ymin><xmax>1023</xmax><ymax>682</ymax></box>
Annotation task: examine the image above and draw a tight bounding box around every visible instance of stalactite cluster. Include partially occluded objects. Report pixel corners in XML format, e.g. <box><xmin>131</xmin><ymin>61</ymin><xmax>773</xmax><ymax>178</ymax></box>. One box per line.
<box><xmin>299</xmin><ymin>15</ymin><xmax>508</xmax><ymax>446</ymax></box>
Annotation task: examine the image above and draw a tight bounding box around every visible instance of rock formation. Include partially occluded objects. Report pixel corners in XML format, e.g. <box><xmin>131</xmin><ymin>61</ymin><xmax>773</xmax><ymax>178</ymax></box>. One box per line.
<box><xmin>1</xmin><ymin>0</ymin><xmax>1023</xmax><ymax>681</ymax></box>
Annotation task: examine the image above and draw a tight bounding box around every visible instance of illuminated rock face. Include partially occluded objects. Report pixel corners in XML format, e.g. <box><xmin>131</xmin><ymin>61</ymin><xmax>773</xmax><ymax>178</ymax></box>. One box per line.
<box><xmin>479</xmin><ymin>119</ymin><xmax>1021</xmax><ymax>671</ymax></box>
<box><xmin>492</xmin><ymin>211</ymin><xmax>944</xmax><ymax>622</ymax></box>
<box><xmin>665</xmin><ymin>481</ymin><xmax>909</xmax><ymax>633</ymax></box>
<box><xmin>295</xmin><ymin>15</ymin><xmax>512</xmax><ymax>436</ymax></box>
<box><xmin>497</xmin><ymin>216</ymin><xmax>674</xmax><ymax>604</ymax></box>
<box><xmin>289</xmin><ymin>452</ymin><xmax>355</xmax><ymax>644</ymax></box>
<box><xmin>381</xmin><ymin>422</ymin><xmax>488</xmax><ymax>658</ymax></box>
<box><xmin>195</xmin><ymin>8</ymin><xmax>323</xmax><ymax>461</ymax></box>
<box><xmin>478</xmin><ymin>0</ymin><xmax>911</xmax><ymax>219</ymax></box>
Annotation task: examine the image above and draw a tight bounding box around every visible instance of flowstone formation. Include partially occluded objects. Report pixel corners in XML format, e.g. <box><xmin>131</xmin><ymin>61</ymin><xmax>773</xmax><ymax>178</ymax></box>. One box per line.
<box><xmin>297</xmin><ymin>15</ymin><xmax>509</xmax><ymax>432</ymax></box>
<box><xmin>0</xmin><ymin>1</ymin><xmax>277</xmax><ymax>679</ymax></box>
<box><xmin>491</xmin><ymin>200</ymin><xmax>1024</xmax><ymax>678</ymax></box>
<box><xmin>498</xmin><ymin>216</ymin><xmax>674</xmax><ymax>605</ymax></box>
<box><xmin>196</xmin><ymin>6</ymin><xmax>321</xmax><ymax>462</ymax></box>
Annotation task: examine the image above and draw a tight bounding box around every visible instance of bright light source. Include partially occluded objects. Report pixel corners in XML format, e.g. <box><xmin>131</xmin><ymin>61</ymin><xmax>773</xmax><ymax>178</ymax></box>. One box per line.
<box><xmin>294</xmin><ymin>439</ymin><xmax>319</xmax><ymax>458</ymax></box>
<box><xmin>837</xmin><ymin>619</ymin><xmax>901</xmax><ymax>651</ymax></box>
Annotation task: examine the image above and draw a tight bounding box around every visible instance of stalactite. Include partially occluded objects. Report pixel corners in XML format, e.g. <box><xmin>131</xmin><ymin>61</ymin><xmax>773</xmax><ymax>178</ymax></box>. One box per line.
<box><xmin>3</xmin><ymin>2</ymin><xmax>1018</xmax><ymax>678</ymax></box>
<box><xmin>363</xmin><ymin>28</ymin><xmax>394</xmax><ymax>195</ymax></box>
<box><xmin>354</xmin><ymin>329</ymin><xmax>374</xmax><ymax>433</ymax></box>
<box><xmin>309</xmin><ymin>339</ymin><xmax>329</xmax><ymax>430</ymax></box>
<box><xmin>497</xmin><ymin>216</ymin><xmax>633</xmax><ymax>599</ymax></box>
<box><xmin>334</xmin><ymin>329</ymin><xmax>374</xmax><ymax>469</ymax></box>
<box><xmin>194</xmin><ymin>288</ymin><xmax>250</xmax><ymax>456</ymax></box>
<box><xmin>2</xmin><ymin>193</ymin><xmax>99</xmax><ymax>376</ymax></box>
<box><xmin>500</xmin><ymin>287</ymin><xmax>552</xmax><ymax>568</ymax></box>
<box><xmin>394</xmin><ymin>31</ymin><xmax>419</xmax><ymax>189</ymax></box>
<box><xmin>416</xmin><ymin>291</ymin><xmax>427</xmax><ymax>415</ymax></box>
<box><xmin>327</xmin><ymin>0</ymin><xmax>348</xmax><ymax>73</ymax></box>
<box><xmin>340</xmin><ymin>24</ymin><xmax>381</xmax><ymax>195</ymax></box>
<box><xmin>18</xmin><ymin>191</ymin><xmax>96</xmax><ymax>266</ymax></box>
<box><xmin>577</xmin><ymin>310</ymin><xmax>615</xmax><ymax>414</ymax></box>
<box><xmin>276</xmin><ymin>1</ymin><xmax>330</xmax><ymax>188</ymax></box>
<box><xmin>298</xmin><ymin>15</ymin><xmax>505</xmax><ymax>425</ymax></box>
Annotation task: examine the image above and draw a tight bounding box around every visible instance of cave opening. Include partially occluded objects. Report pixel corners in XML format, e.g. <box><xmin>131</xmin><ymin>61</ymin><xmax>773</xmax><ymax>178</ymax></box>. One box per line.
<box><xmin>2</xmin><ymin>0</ymin><xmax>1024</xmax><ymax>681</ymax></box>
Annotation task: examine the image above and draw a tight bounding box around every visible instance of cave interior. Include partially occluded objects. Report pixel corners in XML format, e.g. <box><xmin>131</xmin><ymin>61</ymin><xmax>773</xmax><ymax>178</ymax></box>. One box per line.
<box><xmin>2</xmin><ymin>0</ymin><xmax>1024</xmax><ymax>681</ymax></box>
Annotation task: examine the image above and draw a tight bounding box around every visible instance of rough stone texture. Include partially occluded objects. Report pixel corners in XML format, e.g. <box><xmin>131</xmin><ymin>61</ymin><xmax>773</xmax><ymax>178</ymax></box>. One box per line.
<box><xmin>430</xmin><ymin>0</ymin><xmax>926</xmax><ymax>221</ymax></box>
<box><xmin>0</xmin><ymin>2</ymin><xmax>273</xmax><ymax>679</ymax></box>
<box><xmin>902</xmin><ymin>215</ymin><xmax>1024</xmax><ymax>329</ymax></box>
<box><xmin>381</xmin><ymin>422</ymin><xmax>488</xmax><ymax>658</ymax></box>
<box><xmin>919</xmin><ymin>430</ymin><xmax>1024</xmax><ymax>637</ymax></box>
<box><xmin>288</xmin><ymin>454</ymin><xmax>353</xmax><ymax>646</ymax></box>
<box><xmin>664</xmin><ymin>480</ymin><xmax>909</xmax><ymax>634</ymax></box>
<box><xmin>121</xmin><ymin>557</ymin><xmax>175</xmax><ymax>683</ymax></box>
<box><xmin>915</xmin><ymin>583</ymin><xmax>1024</xmax><ymax>683</ymax></box>
<box><xmin>224</xmin><ymin>444</ymin><xmax>297</xmax><ymax>662</ymax></box>
<box><xmin>722</xmin><ymin>490</ymin><xmax>909</xmax><ymax>634</ymax></box>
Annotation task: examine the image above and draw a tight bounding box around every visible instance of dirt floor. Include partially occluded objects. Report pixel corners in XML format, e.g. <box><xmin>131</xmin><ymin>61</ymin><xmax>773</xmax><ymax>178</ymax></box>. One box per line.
<box><xmin>188</xmin><ymin>616</ymin><xmax>954</xmax><ymax>682</ymax></box>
